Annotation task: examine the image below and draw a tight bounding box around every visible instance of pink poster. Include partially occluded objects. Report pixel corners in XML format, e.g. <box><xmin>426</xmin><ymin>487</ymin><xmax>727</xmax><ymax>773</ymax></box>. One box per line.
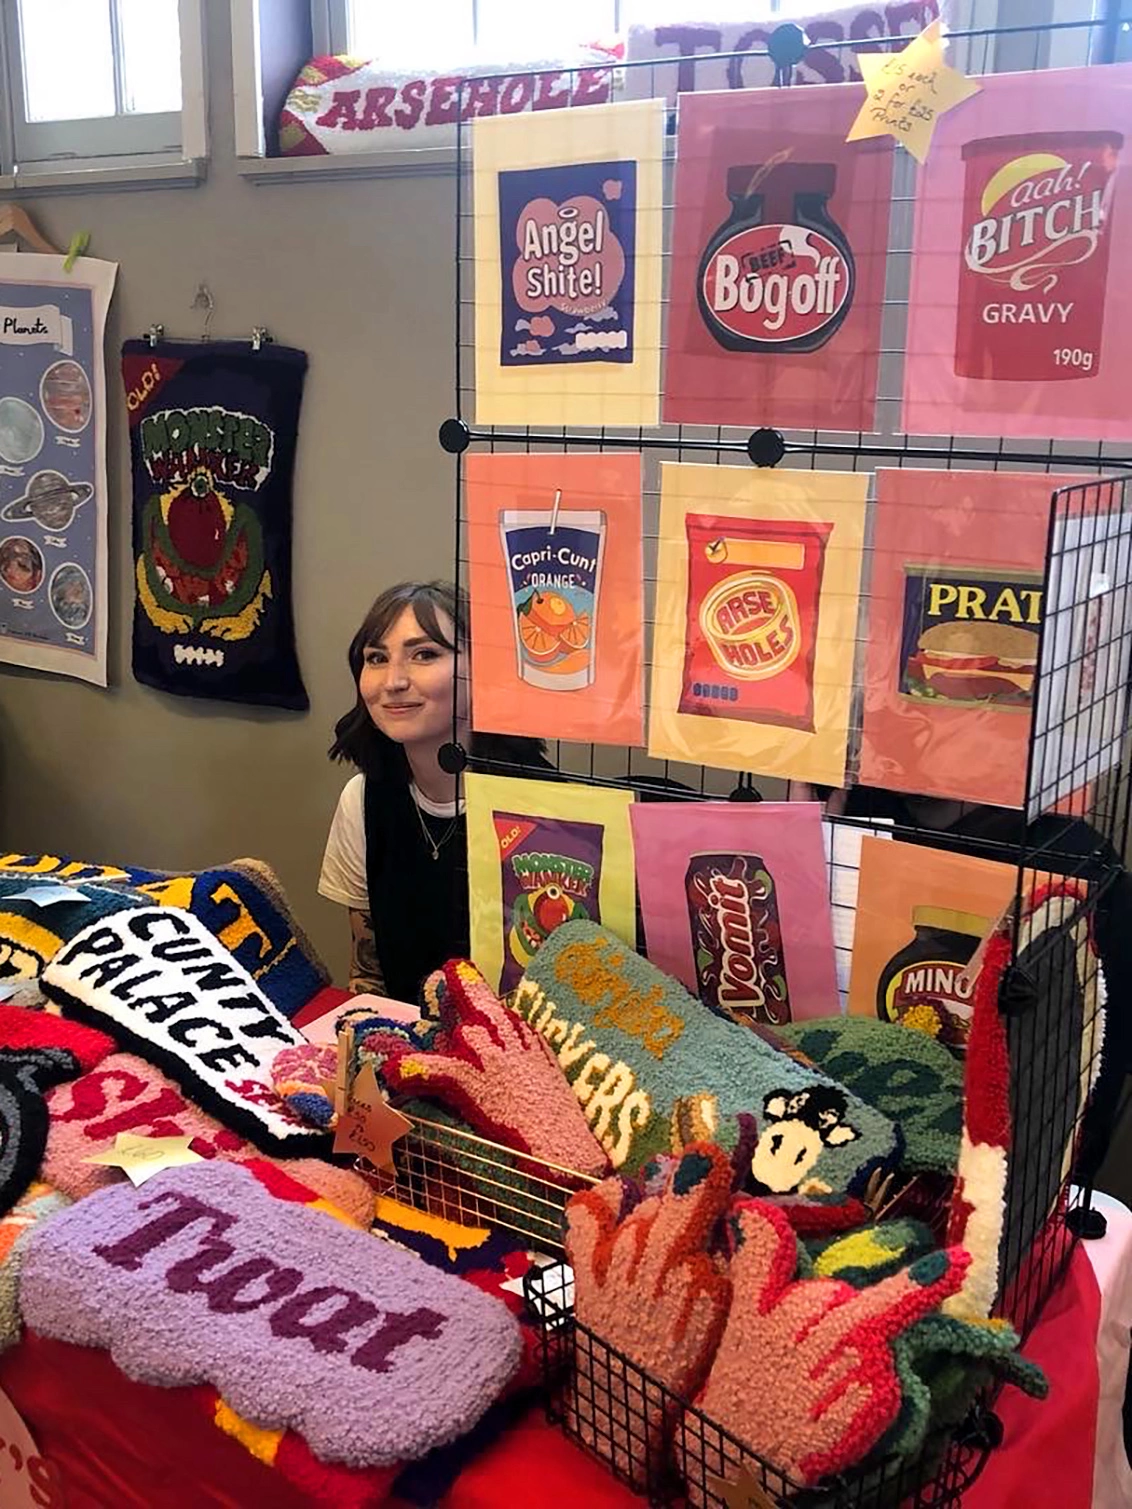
<box><xmin>904</xmin><ymin>63</ymin><xmax>1132</xmax><ymax>440</ymax></box>
<box><xmin>664</xmin><ymin>85</ymin><xmax>892</xmax><ymax>432</ymax></box>
<box><xmin>630</xmin><ymin>801</ymin><xmax>840</xmax><ymax>1026</ymax></box>
<box><xmin>859</xmin><ymin>469</ymin><xmax>1077</xmax><ymax>808</ymax></box>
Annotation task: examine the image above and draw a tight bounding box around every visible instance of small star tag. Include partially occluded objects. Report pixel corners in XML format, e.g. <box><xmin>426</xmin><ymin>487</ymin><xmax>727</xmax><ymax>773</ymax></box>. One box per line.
<box><xmin>847</xmin><ymin>20</ymin><xmax>981</xmax><ymax>164</ymax></box>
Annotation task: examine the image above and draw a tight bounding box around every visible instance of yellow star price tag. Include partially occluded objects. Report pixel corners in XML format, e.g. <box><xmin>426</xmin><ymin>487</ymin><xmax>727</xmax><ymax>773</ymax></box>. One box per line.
<box><xmin>332</xmin><ymin>1060</ymin><xmax>412</xmax><ymax>1171</ymax></box>
<box><xmin>84</xmin><ymin>1133</ymin><xmax>204</xmax><ymax>1187</ymax></box>
<box><xmin>847</xmin><ymin>20</ymin><xmax>980</xmax><ymax>164</ymax></box>
<box><xmin>706</xmin><ymin>1466</ymin><xmax>781</xmax><ymax>1509</ymax></box>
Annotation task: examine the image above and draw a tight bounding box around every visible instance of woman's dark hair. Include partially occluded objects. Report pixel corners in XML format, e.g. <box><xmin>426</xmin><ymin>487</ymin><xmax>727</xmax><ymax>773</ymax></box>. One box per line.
<box><xmin>329</xmin><ymin>580</ymin><xmax>549</xmax><ymax>781</ymax></box>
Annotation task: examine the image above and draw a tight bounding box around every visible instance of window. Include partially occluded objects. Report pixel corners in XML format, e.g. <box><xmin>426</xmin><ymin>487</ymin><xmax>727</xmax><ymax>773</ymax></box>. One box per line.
<box><xmin>326</xmin><ymin>0</ymin><xmax>621</xmax><ymax>66</ymax></box>
<box><xmin>1</xmin><ymin>0</ymin><xmax>206</xmax><ymax>176</ymax></box>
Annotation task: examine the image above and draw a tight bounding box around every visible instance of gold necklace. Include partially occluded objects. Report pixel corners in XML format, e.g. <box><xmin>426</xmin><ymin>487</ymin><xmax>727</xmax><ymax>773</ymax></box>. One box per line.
<box><xmin>412</xmin><ymin>792</ymin><xmax>460</xmax><ymax>861</ymax></box>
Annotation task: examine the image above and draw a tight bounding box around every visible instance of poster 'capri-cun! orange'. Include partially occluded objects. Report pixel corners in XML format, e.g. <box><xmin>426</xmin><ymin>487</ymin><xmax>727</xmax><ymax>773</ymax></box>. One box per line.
<box><xmin>466</xmin><ymin>451</ymin><xmax>644</xmax><ymax>747</ymax></box>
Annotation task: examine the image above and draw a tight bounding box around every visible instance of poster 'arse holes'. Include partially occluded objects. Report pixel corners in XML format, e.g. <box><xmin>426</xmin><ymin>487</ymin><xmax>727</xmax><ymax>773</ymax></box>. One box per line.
<box><xmin>648</xmin><ymin>463</ymin><xmax>868</xmax><ymax>786</ymax></box>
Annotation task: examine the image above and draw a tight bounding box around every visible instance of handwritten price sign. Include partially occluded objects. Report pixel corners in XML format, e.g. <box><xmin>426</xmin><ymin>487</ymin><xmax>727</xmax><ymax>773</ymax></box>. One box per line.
<box><xmin>331</xmin><ymin>1061</ymin><xmax>411</xmax><ymax>1171</ymax></box>
<box><xmin>0</xmin><ymin>1387</ymin><xmax>61</xmax><ymax>1508</ymax></box>
<box><xmin>846</xmin><ymin>20</ymin><xmax>979</xmax><ymax>163</ymax></box>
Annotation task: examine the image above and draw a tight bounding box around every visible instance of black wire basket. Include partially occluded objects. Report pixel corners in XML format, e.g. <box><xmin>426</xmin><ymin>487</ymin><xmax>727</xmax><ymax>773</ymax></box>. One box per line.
<box><xmin>526</xmin><ymin>1261</ymin><xmax>998</xmax><ymax>1509</ymax></box>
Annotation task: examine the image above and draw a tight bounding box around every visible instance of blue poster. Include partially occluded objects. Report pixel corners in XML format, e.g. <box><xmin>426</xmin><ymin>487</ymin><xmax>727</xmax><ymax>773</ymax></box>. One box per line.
<box><xmin>0</xmin><ymin>257</ymin><xmax>117</xmax><ymax>686</ymax></box>
<box><xmin>498</xmin><ymin>158</ymin><xmax>637</xmax><ymax>367</ymax></box>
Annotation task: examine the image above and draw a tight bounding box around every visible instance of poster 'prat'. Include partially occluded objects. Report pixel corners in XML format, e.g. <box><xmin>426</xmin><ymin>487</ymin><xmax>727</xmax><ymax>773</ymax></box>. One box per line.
<box><xmin>466</xmin><ymin>450</ymin><xmax>644</xmax><ymax>747</ymax></box>
<box><xmin>473</xmin><ymin>98</ymin><xmax>665</xmax><ymax>428</ymax></box>
<box><xmin>904</xmin><ymin>61</ymin><xmax>1132</xmax><ymax>440</ymax></box>
<box><xmin>648</xmin><ymin>462</ymin><xmax>868</xmax><ymax>785</ymax></box>
<box><xmin>465</xmin><ymin>772</ymin><xmax>635</xmax><ymax>995</ymax></box>
<box><xmin>859</xmin><ymin>469</ymin><xmax>1078</xmax><ymax>810</ymax></box>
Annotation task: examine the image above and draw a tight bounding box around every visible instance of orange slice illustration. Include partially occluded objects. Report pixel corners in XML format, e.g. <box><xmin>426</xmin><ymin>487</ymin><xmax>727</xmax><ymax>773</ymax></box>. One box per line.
<box><xmin>558</xmin><ymin>612</ymin><xmax>592</xmax><ymax>651</ymax></box>
<box><xmin>519</xmin><ymin>614</ymin><xmax>561</xmax><ymax>663</ymax></box>
<box><xmin>527</xmin><ymin>591</ymin><xmax>576</xmax><ymax>633</ymax></box>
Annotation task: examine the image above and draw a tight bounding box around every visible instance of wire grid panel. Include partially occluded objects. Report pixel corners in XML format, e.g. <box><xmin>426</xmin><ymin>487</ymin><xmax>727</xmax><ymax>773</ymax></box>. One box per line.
<box><xmin>529</xmin><ymin>1264</ymin><xmax>994</xmax><ymax>1509</ymax></box>
<box><xmin>449</xmin><ymin>1</ymin><xmax>1132</xmax><ymax>815</ymax></box>
<box><xmin>355</xmin><ymin>1113</ymin><xmax>598</xmax><ymax>1251</ymax></box>
<box><xmin>442</xmin><ymin>0</ymin><xmax>1132</xmax><ymax>1407</ymax></box>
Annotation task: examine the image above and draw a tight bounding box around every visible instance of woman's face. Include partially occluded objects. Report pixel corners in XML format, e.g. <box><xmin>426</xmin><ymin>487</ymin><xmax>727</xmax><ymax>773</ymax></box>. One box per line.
<box><xmin>359</xmin><ymin>604</ymin><xmax>467</xmax><ymax>747</ymax></box>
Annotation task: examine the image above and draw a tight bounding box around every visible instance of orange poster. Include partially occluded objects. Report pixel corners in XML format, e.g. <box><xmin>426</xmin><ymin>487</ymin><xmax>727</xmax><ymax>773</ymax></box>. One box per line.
<box><xmin>466</xmin><ymin>451</ymin><xmax>644</xmax><ymax>746</ymax></box>
<box><xmin>846</xmin><ymin>836</ymin><xmax>1017</xmax><ymax>1054</ymax></box>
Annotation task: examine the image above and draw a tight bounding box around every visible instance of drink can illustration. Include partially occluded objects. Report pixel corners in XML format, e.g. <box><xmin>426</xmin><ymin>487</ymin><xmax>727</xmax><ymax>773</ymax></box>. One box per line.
<box><xmin>686</xmin><ymin>852</ymin><xmax>790</xmax><ymax>1025</ymax></box>
<box><xmin>499</xmin><ymin>507</ymin><xmax>606</xmax><ymax>691</ymax></box>
<box><xmin>956</xmin><ymin>130</ymin><xmax>1122</xmax><ymax>382</ymax></box>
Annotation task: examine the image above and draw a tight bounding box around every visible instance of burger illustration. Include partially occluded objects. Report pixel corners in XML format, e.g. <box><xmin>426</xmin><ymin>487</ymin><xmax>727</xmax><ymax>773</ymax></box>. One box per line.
<box><xmin>903</xmin><ymin>619</ymin><xmax>1038</xmax><ymax>708</ymax></box>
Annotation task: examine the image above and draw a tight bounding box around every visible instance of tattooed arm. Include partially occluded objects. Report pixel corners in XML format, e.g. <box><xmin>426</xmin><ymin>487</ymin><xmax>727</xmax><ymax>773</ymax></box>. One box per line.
<box><xmin>348</xmin><ymin>908</ymin><xmax>385</xmax><ymax>996</ymax></box>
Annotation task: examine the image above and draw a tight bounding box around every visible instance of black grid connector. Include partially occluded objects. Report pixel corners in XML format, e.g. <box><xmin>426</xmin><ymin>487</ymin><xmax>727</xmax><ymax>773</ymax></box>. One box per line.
<box><xmin>439</xmin><ymin>418</ymin><xmax>472</xmax><ymax>454</ymax></box>
<box><xmin>746</xmin><ymin>428</ymin><xmax>787</xmax><ymax>468</ymax></box>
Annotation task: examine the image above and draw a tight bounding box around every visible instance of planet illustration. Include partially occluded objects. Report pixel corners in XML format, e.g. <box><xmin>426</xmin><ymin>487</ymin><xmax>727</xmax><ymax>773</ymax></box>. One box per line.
<box><xmin>1</xmin><ymin>470</ymin><xmax>94</xmax><ymax>531</ymax></box>
<box><xmin>40</xmin><ymin>360</ymin><xmax>91</xmax><ymax>433</ymax></box>
<box><xmin>0</xmin><ymin>536</ymin><xmax>44</xmax><ymax>594</ymax></box>
<box><xmin>0</xmin><ymin>397</ymin><xmax>44</xmax><ymax>465</ymax></box>
<box><xmin>49</xmin><ymin>562</ymin><xmax>92</xmax><ymax>630</ymax></box>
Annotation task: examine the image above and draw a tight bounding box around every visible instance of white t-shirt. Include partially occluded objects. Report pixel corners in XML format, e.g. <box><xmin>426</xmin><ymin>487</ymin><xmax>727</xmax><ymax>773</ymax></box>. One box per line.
<box><xmin>318</xmin><ymin>773</ymin><xmax>463</xmax><ymax>913</ymax></box>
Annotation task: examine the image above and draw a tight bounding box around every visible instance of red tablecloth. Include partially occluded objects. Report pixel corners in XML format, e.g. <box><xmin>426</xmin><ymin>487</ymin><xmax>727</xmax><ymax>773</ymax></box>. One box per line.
<box><xmin>0</xmin><ymin>1244</ymin><xmax>1103</xmax><ymax>1509</ymax></box>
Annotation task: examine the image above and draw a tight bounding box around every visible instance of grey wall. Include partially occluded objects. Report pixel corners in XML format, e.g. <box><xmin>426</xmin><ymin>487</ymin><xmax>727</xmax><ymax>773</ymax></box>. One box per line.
<box><xmin>0</xmin><ymin>1</ymin><xmax>455</xmax><ymax>981</ymax></box>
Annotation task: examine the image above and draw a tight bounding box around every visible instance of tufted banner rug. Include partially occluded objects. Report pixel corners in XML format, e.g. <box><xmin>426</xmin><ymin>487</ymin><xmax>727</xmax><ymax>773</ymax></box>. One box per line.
<box><xmin>512</xmin><ymin>921</ymin><xmax>899</xmax><ymax>1200</ymax></box>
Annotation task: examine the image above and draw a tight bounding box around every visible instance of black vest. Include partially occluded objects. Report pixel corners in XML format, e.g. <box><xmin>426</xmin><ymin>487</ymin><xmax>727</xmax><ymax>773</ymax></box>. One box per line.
<box><xmin>363</xmin><ymin>775</ymin><xmax>469</xmax><ymax>1007</ymax></box>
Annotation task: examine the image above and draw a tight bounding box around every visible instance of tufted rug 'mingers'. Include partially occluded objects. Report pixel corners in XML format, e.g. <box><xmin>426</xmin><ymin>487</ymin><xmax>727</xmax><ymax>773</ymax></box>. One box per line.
<box><xmin>20</xmin><ymin>1159</ymin><xmax>522</xmax><ymax>1468</ymax></box>
<box><xmin>512</xmin><ymin>921</ymin><xmax>898</xmax><ymax>1199</ymax></box>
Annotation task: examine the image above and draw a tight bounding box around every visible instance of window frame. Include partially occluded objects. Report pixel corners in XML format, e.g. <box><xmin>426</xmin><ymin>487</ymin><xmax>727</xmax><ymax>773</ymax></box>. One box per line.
<box><xmin>0</xmin><ymin>0</ymin><xmax>208</xmax><ymax>183</ymax></box>
<box><xmin>321</xmin><ymin>0</ymin><xmax>624</xmax><ymax>63</ymax></box>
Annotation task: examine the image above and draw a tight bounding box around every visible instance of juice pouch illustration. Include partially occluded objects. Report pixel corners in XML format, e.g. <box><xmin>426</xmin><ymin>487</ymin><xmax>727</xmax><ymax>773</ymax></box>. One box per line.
<box><xmin>686</xmin><ymin>853</ymin><xmax>790</xmax><ymax>1026</ymax></box>
<box><xmin>957</xmin><ymin>130</ymin><xmax>1122</xmax><ymax>383</ymax></box>
<box><xmin>679</xmin><ymin>514</ymin><xmax>831</xmax><ymax>732</ymax></box>
<box><xmin>495</xmin><ymin>811</ymin><xmax>605</xmax><ymax>994</ymax></box>
<box><xmin>500</xmin><ymin>508</ymin><xmax>606</xmax><ymax>691</ymax></box>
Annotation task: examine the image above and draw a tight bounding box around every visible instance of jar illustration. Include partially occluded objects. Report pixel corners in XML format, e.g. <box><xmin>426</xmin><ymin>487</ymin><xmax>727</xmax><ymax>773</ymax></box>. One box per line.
<box><xmin>697</xmin><ymin>161</ymin><xmax>855</xmax><ymax>354</ymax></box>
<box><xmin>956</xmin><ymin>130</ymin><xmax>1122</xmax><ymax>382</ymax></box>
<box><xmin>877</xmin><ymin>906</ymin><xmax>992</xmax><ymax>1052</ymax></box>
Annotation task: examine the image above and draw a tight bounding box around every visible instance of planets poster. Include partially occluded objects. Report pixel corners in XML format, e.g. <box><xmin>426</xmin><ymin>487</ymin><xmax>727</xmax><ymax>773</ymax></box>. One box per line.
<box><xmin>0</xmin><ymin>255</ymin><xmax>117</xmax><ymax>685</ymax></box>
<box><xmin>465</xmin><ymin>449</ymin><xmax>644</xmax><ymax>747</ymax></box>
